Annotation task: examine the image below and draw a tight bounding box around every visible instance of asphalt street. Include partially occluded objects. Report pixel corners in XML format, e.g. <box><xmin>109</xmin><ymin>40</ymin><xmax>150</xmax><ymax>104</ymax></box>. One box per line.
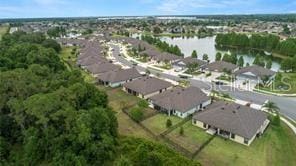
<box><xmin>110</xmin><ymin>44</ymin><xmax>296</xmax><ymax>121</ymax></box>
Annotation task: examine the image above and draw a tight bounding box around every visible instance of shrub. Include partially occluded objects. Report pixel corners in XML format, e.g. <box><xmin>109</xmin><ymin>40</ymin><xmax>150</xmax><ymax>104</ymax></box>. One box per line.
<box><xmin>166</xmin><ymin>119</ymin><xmax>172</xmax><ymax>128</ymax></box>
<box><xmin>138</xmin><ymin>100</ymin><xmax>149</xmax><ymax>108</ymax></box>
<box><xmin>129</xmin><ymin>107</ymin><xmax>144</xmax><ymax>122</ymax></box>
<box><xmin>179</xmin><ymin>127</ymin><xmax>184</xmax><ymax>136</ymax></box>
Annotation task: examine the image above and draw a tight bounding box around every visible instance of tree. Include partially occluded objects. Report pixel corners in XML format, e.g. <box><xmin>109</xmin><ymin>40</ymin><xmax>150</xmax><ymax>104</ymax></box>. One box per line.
<box><xmin>153</xmin><ymin>26</ymin><xmax>162</xmax><ymax>34</ymax></box>
<box><xmin>129</xmin><ymin>107</ymin><xmax>144</xmax><ymax>122</ymax></box>
<box><xmin>138</xmin><ymin>100</ymin><xmax>149</xmax><ymax>108</ymax></box>
<box><xmin>191</xmin><ymin>50</ymin><xmax>198</xmax><ymax>58</ymax></box>
<box><xmin>202</xmin><ymin>54</ymin><xmax>209</xmax><ymax>61</ymax></box>
<box><xmin>237</xmin><ymin>56</ymin><xmax>244</xmax><ymax>67</ymax></box>
<box><xmin>179</xmin><ymin>127</ymin><xmax>184</xmax><ymax>136</ymax></box>
<box><xmin>266</xmin><ymin>59</ymin><xmax>272</xmax><ymax>69</ymax></box>
<box><xmin>42</xmin><ymin>39</ymin><xmax>61</xmax><ymax>53</ymax></box>
<box><xmin>253</xmin><ymin>54</ymin><xmax>265</xmax><ymax>67</ymax></box>
<box><xmin>215</xmin><ymin>52</ymin><xmax>222</xmax><ymax>61</ymax></box>
<box><xmin>166</xmin><ymin>119</ymin><xmax>172</xmax><ymax>128</ymax></box>
<box><xmin>282</xmin><ymin>58</ymin><xmax>294</xmax><ymax>72</ymax></box>
<box><xmin>145</xmin><ymin>69</ymin><xmax>151</xmax><ymax>75</ymax></box>
<box><xmin>271</xmin><ymin>111</ymin><xmax>281</xmax><ymax>126</ymax></box>
<box><xmin>263</xmin><ymin>101</ymin><xmax>279</xmax><ymax>113</ymax></box>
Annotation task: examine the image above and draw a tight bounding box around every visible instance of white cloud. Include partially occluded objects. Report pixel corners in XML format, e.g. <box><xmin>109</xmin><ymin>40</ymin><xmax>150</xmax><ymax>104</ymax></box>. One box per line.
<box><xmin>157</xmin><ymin>0</ymin><xmax>258</xmax><ymax>14</ymax></box>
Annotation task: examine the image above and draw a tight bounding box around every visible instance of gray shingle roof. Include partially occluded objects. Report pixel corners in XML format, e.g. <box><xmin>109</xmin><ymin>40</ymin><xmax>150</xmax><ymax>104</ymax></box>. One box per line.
<box><xmin>123</xmin><ymin>76</ymin><xmax>173</xmax><ymax>95</ymax></box>
<box><xmin>193</xmin><ymin>101</ymin><xmax>268</xmax><ymax>139</ymax></box>
<box><xmin>98</xmin><ymin>68</ymin><xmax>142</xmax><ymax>83</ymax></box>
<box><xmin>175</xmin><ymin>57</ymin><xmax>208</xmax><ymax>67</ymax></box>
<box><xmin>234</xmin><ymin>65</ymin><xmax>276</xmax><ymax>79</ymax></box>
<box><xmin>152</xmin><ymin>52</ymin><xmax>181</xmax><ymax>62</ymax></box>
<box><xmin>86</xmin><ymin>62</ymin><xmax>121</xmax><ymax>75</ymax></box>
<box><xmin>150</xmin><ymin>86</ymin><xmax>210</xmax><ymax>112</ymax></box>
<box><xmin>202</xmin><ymin>61</ymin><xmax>238</xmax><ymax>72</ymax></box>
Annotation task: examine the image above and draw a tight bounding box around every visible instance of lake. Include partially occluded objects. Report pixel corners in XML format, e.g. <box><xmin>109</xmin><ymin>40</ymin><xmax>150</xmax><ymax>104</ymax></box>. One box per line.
<box><xmin>159</xmin><ymin>36</ymin><xmax>281</xmax><ymax>71</ymax></box>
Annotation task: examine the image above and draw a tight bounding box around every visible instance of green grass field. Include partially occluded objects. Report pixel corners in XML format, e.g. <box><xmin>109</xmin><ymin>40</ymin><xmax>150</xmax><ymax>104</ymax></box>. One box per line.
<box><xmin>167</xmin><ymin>121</ymin><xmax>212</xmax><ymax>153</ymax></box>
<box><xmin>141</xmin><ymin>113</ymin><xmax>183</xmax><ymax>135</ymax></box>
<box><xmin>195</xmin><ymin>124</ymin><xmax>296</xmax><ymax>166</ymax></box>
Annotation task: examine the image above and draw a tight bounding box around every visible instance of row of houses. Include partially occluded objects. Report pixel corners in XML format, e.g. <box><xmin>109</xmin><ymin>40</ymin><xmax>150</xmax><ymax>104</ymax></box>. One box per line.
<box><xmin>69</xmin><ymin>37</ymin><xmax>270</xmax><ymax>146</ymax></box>
<box><xmin>119</xmin><ymin>74</ymin><xmax>269</xmax><ymax>146</ymax></box>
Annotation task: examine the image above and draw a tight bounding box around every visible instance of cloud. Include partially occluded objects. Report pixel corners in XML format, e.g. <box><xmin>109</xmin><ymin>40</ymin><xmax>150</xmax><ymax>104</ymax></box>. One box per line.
<box><xmin>157</xmin><ymin>0</ymin><xmax>258</xmax><ymax>14</ymax></box>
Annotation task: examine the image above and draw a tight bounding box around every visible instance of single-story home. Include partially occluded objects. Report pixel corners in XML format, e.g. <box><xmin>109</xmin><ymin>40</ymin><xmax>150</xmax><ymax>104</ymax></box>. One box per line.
<box><xmin>149</xmin><ymin>86</ymin><xmax>211</xmax><ymax>118</ymax></box>
<box><xmin>77</xmin><ymin>55</ymin><xmax>108</xmax><ymax>67</ymax></box>
<box><xmin>233</xmin><ymin>65</ymin><xmax>276</xmax><ymax>83</ymax></box>
<box><xmin>123</xmin><ymin>76</ymin><xmax>173</xmax><ymax>99</ymax></box>
<box><xmin>152</xmin><ymin>53</ymin><xmax>181</xmax><ymax>65</ymax></box>
<box><xmin>97</xmin><ymin>68</ymin><xmax>143</xmax><ymax>87</ymax></box>
<box><xmin>201</xmin><ymin>61</ymin><xmax>239</xmax><ymax>73</ymax></box>
<box><xmin>173</xmin><ymin>57</ymin><xmax>208</xmax><ymax>71</ymax></box>
<box><xmin>192</xmin><ymin>101</ymin><xmax>269</xmax><ymax>146</ymax></box>
<box><xmin>86</xmin><ymin>62</ymin><xmax>121</xmax><ymax>76</ymax></box>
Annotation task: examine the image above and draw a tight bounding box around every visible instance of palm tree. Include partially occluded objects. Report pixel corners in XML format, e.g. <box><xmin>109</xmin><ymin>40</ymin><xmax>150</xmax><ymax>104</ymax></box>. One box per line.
<box><xmin>262</xmin><ymin>101</ymin><xmax>279</xmax><ymax>113</ymax></box>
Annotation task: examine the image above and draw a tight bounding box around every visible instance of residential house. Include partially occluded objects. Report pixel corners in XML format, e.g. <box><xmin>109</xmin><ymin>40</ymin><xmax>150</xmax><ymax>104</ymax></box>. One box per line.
<box><xmin>233</xmin><ymin>65</ymin><xmax>276</xmax><ymax>83</ymax></box>
<box><xmin>86</xmin><ymin>62</ymin><xmax>121</xmax><ymax>76</ymax></box>
<box><xmin>173</xmin><ymin>57</ymin><xmax>208</xmax><ymax>71</ymax></box>
<box><xmin>149</xmin><ymin>86</ymin><xmax>211</xmax><ymax>118</ymax></box>
<box><xmin>192</xmin><ymin>101</ymin><xmax>269</xmax><ymax>146</ymax></box>
<box><xmin>97</xmin><ymin>68</ymin><xmax>142</xmax><ymax>87</ymax></box>
<box><xmin>152</xmin><ymin>53</ymin><xmax>181</xmax><ymax>65</ymax></box>
<box><xmin>123</xmin><ymin>76</ymin><xmax>173</xmax><ymax>99</ymax></box>
<box><xmin>201</xmin><ymin>61</ymin><xmax>239</xmax><ymax>73</ymax></box>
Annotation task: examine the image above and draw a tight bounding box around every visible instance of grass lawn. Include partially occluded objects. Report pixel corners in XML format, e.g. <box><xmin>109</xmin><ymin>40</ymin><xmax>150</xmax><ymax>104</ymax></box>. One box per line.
<box><xmin>141</xmin><ymin>114</ymin><xmax>183</xmax><ymax>135</ymax></box>
<box><xmin>166</xmin><ymin>121</ymin><xmax>212</xmax><ymax>153</ymax></box>
<box><xmin>106</xmin><ymin>88</ymin><xmax>141</xmax><ymax>112</ymax></box>
<box><xmin>153</xmin><ymin>64</ymin><xmax>173</xmax><ymax>70</ymax></box>
<box><xmin>195</xmin><ymin>124</ymin><xmax>296</xmax><ymax>166</ymax></box>
<box><xmin>216</xmin><ymin>75</ymin><xmax>233</xmax><ymax>82</ymax></box>
<box><xmin>116</xmin><ymin>111</ymin><xmax>153</xmax><ymax>139</ymax></box>
<box><xmin>256</xmin><ymin>73</ymin><xmax>296</xmax><ymax>94</ymax></box>
<box><xmin>0</xmin><ymin>26</ymin><xmax>9</xmax><ymax>40</ymax></box>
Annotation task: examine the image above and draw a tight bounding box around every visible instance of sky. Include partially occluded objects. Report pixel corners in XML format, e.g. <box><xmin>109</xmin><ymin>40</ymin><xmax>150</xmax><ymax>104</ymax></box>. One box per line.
<box><xmin>0</xmin><ymin>0</ymin><xmax>296</xmax><ymax>18</ymax></box>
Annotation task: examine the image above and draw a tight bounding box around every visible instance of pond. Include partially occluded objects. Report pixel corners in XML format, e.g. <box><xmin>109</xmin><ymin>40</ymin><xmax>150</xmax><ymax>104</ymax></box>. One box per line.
<box><xmin>159</xmin><ymin>36</ymin><xmax>281</xmax><ymax>71</ymax></box>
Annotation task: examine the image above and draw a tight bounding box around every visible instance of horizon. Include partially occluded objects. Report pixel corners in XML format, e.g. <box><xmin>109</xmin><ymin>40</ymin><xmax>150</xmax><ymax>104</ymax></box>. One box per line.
<box><xmin>1</xmin><ymin>0</ymin><xmax>296</xmax><ymax>19</ymax></box>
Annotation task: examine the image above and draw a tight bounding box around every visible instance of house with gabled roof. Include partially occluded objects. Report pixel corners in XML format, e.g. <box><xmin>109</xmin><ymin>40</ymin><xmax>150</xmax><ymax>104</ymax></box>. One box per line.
<box><xmin>97</xmin><ymin>68</ymin><xmax>143</xmax><ymax>87</ymax></box>
<box><xmin>192</xmin><ymin>101</ymin><xmax>269</xmax><ymax>146</ymax></box>
<box><xmin>86</xmin><ymin>62</ymin><xmax>121</xmax><ymax>76</ymax></box>
<box><xmin>149</xmin><ymin>86</ymin><xmax>211</xmax><ymax>118</ymax></box>
<box><xmin>173</xmin><ymin>57</ymin><xmax>208</xmax><ymax>71</ymax></box>
<box><xmin>201</xmin><ymin>61</ymin><xmax>239</xmax><ymax>73</ymax></box>
<box><xmin>233</xmin><ymin>65</ymin><xmax>276</xmax><ymax>83</ymax></box>
<box><xmin>123</xmin><ymin>76</ymin><xmax>173</xmax><ymax>99</ymax></box>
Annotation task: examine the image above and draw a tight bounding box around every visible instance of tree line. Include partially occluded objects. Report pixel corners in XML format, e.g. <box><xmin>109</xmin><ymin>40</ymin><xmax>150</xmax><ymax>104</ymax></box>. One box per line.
<box><xmin>216</xmin><ymin>33</ymin><xmax>296</xmax><ymax>57</ymax></box>
<box><xmin>141</xmin><ymin>35</ymin><xmax>184</xmax><ymax>57</ymax></box>
<box><xmin>0</xmin><ymin>31</ymin><xmax>199</xmax><ymax>165</ymax></box>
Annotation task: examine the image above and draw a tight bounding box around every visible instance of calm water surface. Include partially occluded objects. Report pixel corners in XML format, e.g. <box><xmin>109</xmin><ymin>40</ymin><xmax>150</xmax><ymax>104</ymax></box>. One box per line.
<box><xmin>160</xmin><ymin>36</ymin><xmax>280</xmax><ymax>71</ymax></box>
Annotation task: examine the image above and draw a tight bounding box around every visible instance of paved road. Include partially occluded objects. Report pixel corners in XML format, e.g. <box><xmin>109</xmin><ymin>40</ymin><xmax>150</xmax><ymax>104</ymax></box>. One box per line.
<box><xmin>110</xmin><ymin>44</ymin><xmax>296</xmax><ymax>120</ymax></box>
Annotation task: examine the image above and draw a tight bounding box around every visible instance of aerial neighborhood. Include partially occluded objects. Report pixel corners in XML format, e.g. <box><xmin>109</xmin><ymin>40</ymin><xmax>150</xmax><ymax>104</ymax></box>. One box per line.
<box><xmin>1</xmin><ymin>13</ymin><xmax>296</xmax><ymax>165</ymax></box>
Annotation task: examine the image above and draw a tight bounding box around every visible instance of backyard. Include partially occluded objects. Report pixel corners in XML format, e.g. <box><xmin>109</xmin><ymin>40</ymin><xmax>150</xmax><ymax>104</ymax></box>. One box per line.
<box><xmin>195</xmin><ymin>124</ymin><xmax>296</xmax><ymax>166</ymax></box>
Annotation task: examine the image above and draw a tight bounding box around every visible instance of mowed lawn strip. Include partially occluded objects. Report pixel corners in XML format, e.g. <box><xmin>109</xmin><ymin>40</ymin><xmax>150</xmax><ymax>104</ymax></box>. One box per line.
<box><xmin>141</xmin><ymin>114</ymin><xmax>183</xmax><ymax>135</ymax></box>
<box><xmin>166</xmin><ymin>121</ymin><xmax>212</xmax><ymax>153</ymax></box>
<box><xmin>195</xmin><ymin>124</ymin><xmax>296</xmax><ymax>166</ymax></box>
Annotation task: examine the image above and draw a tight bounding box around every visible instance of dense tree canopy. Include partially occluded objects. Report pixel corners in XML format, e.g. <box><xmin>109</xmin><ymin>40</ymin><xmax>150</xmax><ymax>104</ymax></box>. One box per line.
<box><xmin>0</xmin><ymin>32</ymin><xmax>117</xmax><ymax>165</ymax></box>
<box><xmin>0</xmin><ymin>31</ymin><xmax>198</xmax><ymax>165</ymax></box>
<box><xmin>141</xmin><ymin>35</ymin><xmax>183</xmax><ymax>57</ymax></box>
<box><xmin>215</xmin><ymin>33</ymin><xmax>296</xmax><ymax>57</ymax></box>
